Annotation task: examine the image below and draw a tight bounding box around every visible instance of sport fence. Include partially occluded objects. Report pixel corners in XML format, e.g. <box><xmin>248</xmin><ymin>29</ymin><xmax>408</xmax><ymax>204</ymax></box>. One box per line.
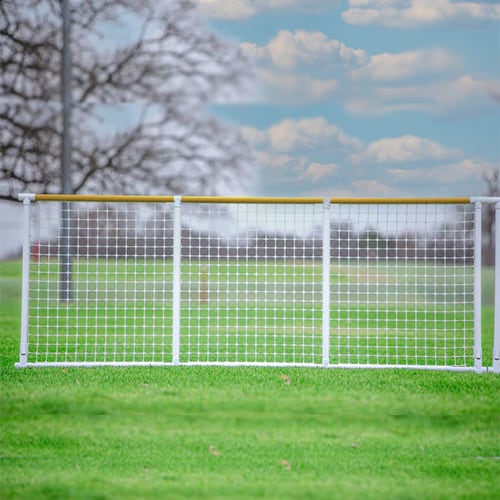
<box><xmin>16</xmin><ymin>194</ymin><xmax>500</xmax><ymax>372</ymax></box>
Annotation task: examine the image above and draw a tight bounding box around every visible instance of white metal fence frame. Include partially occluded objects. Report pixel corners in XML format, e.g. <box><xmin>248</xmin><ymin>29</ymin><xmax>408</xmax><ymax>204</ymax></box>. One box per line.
<box><xmin>16</xmin><ymin>193</ymin><xmax>500</xmax><ymax>373</ymax></box>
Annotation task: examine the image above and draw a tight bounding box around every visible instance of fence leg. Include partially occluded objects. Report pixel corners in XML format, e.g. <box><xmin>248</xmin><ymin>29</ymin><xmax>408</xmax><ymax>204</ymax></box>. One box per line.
<box><xmin>493</xmin><ymin>201</ymin><xmax>500</xmax><ymax>373</ymax></box>
<box><xmin>172</xmin><ymin>196</ymin><xmax>182</xmax><ymax>365</ymax></box>
<box><xmin>17</xmin><ymin>194</ymin><xmax>34</xmax><ymax>368</ymax></box>
<box><xmin>473</xmin><ymin>201</ymin><xmax>482</xmax><ymax>373</ymax></box>
<box><xmin>322</xmin><ymin>200</ymin><xmax>331</xmax><ymax>367</ymax></box>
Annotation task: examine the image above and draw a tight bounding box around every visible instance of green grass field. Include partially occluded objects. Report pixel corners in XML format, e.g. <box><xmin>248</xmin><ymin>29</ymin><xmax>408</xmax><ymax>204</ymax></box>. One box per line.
<box><xmin>21</xmin><ymin>258</ymin><xmax>482</xmax><ymax>367</ymax></box>
<box><xmin>1</xmin><ymin>259</ymin><xmax>499</xmax><ymax>499</ymax></box>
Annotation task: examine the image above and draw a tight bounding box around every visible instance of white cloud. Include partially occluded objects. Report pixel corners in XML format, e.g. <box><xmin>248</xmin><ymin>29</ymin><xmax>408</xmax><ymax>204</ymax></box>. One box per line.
<box><xmin>243</xmin><ymin>119</ymin><xmax>359</xmax><ymax>194</ymax></box>
<box><xmin>240</xmin><ymin>31</ymin><xmax>366</xmax><ymax>103</ymax></box>
<box><xmin>303</xmin><ymin>162</ymin><xmax>339</xmax><ymax>182</ymax></box>
<box><xmin>345</xmin><ymin>75</ymin><xmax>500</xmax><ymax>115</ymax></box>
<box><xmin>241</xmin><ymin>31</ymin><xmax>489</xmax><ymax>112</ymax></box>
<box><xmin>350</xmin><ymin>49</ymin><xmax>461</xmax><ymax>81</ymax></box>
<box><xmin>255</xmin><ymin>68</ymin><xmax>338</xmax><ymax>103</ymax></box>
<box><xmin>241</xmin><ymin>30</ymin><xmax>366</xmax><ymax>70</ymax></box>
<box><xmin>485</xmin><ymin>80</ymin><xmax>500</xmax><ymax>103</ymax></box>
<box><xmin>198</xmin><ymin>0</ymin><xmax>257</xmax><ymax>19</ymax></box>
<box><xmin>253</xmin><ymin>151</ymin><xmax>307</xmax><ymax>170</ymax></box>
<box><xmin>380</xmin><ymin>75</ymin><xmax>499</xmax><ymax>107</ymax></box>
<box><xmin>350</xmin><ymin>135</ymin><xmax>461</xmax><ymax>165</ymax></box>
<box><xmin>240</xmin><ymin>42</ymin><xmax>267</xmax><ymax>61</ymax></box>
<box><xmin>243</xmin><ymin>117</ymin><xmax>362</xmax><ymax>153</ymax></box>
<box><xmin>342</xmin><ymin>0</ymin><xmax>500</xmax><ymax>27</ymax></box>
<box><xmin>388</xmin><ymin>158</ymin><xmax>494</xmax><ymax>184</ymax></box>
<box><xmin>252</xmin><ymin>152</ymin><xmax>340</xmax><ymax>194</ymax></box>
<box><xmin>240</xmin><ymin>127</ymin><xmax>268</xmax><ymax>146</ymax></box>
<box><xmin>199</xmin><ymin>0</ymin><xmax>341</xmax><ymax>19</ymax></box>
<box><xmin>352</xmin><ymin>179</ymin><xmax>396</xmax><ymax>196</ymax></box>
<box><xmin>242</xmin><ymin>118</ymin><xmax>495</xmax><ymax>197</ymax></box>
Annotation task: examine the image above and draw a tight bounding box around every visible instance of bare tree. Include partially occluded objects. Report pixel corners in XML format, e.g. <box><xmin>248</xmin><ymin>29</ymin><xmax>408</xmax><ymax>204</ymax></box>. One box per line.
<box><xmin>0</xmin><ymin>0</ymin><xmax>254</xmax><ymax>201</ymax></box>
<box><xmin>482</xmin><ymin>166</ymin><xmax>499</xmax><ymax>266</ymax></box>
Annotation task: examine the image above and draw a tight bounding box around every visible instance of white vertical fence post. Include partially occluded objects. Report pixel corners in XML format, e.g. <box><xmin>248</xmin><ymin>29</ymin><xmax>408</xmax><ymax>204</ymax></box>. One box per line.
<box><xmin>17</xmin><ymin>194</ymin><xmax>35</xmax><ymax>368</ymax></box>
<box><xmin>322</xmin><ymin>200</ymin><xmax>331</xmax><ymax>367</ymax></box>
<box><xmin>172</xmin><ymin>196</ymin><xmax>182</xmax><ymax>365</ymax></box>
<box><xmin>493</xmin><ymin>201</ymin><xmax>500</xmax><ymax>373</ymax></box>
<box><xmin>473</xmin><ymin>201</ymin><xmax>482</xmax><ymax>373</ymax></box>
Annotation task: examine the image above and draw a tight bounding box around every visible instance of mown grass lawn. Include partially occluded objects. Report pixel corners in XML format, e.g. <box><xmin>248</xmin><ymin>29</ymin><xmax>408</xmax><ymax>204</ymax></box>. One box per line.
<box><xmin>1</xmin><ymin>259</ymin><xmax>499</xmax><ymax>499</ymax></box>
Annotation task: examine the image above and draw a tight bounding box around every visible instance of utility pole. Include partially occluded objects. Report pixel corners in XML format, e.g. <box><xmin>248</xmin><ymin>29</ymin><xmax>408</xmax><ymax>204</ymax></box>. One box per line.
<box><xmin>60</xmin><ymin>0</ymin><xmax>72</xmax><ymax>301</ymax></box>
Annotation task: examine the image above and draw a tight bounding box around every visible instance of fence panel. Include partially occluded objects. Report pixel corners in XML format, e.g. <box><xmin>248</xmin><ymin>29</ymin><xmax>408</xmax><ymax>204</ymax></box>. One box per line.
<box><xmin>328</xmin><ymin>201</ymin><xmax>476</xmax><ymax>369</ymax></box>
<box><xmin>19</xmin><ymin>196</ymin><xmax>175</xmax><ymax>365</ymax></box>
<box><xmin>177</xmin><ymin>200</ymin><xmax>324</xmax><ymax>365</ymax></box>
<box><xmin>15</xmin><ymin>194</ymin><xmax>498</xmax><ymax>372</ymax></box>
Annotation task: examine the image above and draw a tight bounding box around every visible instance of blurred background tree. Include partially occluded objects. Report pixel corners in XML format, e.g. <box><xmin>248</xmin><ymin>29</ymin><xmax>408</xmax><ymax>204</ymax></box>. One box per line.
<box><xmin>482</xmin><ymin>166</ymin><xmax>499</xmax><ymax>266</ymax></box>
<box><xmin>0</xmin><ymin>0</ymin><xmax>254</xmax><ymax>201</ymax></box>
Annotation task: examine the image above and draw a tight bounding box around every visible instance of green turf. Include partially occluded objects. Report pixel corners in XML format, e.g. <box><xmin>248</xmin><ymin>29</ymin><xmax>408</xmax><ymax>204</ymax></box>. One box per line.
<box><xmin>1</xmin><ymin>260</ymin><xmax>499</xmax><ymax>499</ymax></box>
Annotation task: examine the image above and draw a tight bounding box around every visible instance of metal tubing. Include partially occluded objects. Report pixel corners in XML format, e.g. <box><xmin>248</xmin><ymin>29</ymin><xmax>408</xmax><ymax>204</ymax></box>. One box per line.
<box><xmin>14</xmin><ymin>362</ymin><xmax>485</xmax><ymax>371</ymax></box>
<box><xmin>473</xmin><ymin>202</ymin><xmax>482</xmax><ymax>372</ymax></box>
<box><xmin>18</xmin><ymin>198</ymin><xmax>32</xmax><ymax>367</ymax></box>
<box><xmin>18</xmin><ymin>193</ymin><xmax>36</xmax><ymax>202</ymax></box>
<box><xmin>33</xmin><ymin>194</ymin><xmax>475</xmax><ymax>205</ymax></box>
<box><xmin>322</xmin><ymin>200</ymin><xmax>331</xmax><ymax>367</ymax></box>
<box><xmin>330</xmin><ymin>197</ymin><xmax>471</xmax><ymax>205</ymax></box>
<box><xmin>181</xmin><ymin>196</ymin><xmax>323</xmax><ymax>204</ymax></box>
<box><xmin>493</xmin><ymin>202</ymin><xmax>500</xmax><ymax>373</ymax></box>
<box><xmin>470</xmin><ymin>196</ymin><xmax>500</xmax><ymax>204</ymax></box>
<box><xmin>172</xmin><ymin>196</ymin><xmax>182</xmax><ymax>365</ymax></box>
<box><xmin>36</xmin><ymin>194</ymin><xmax>175</xmax><ymax>203</ymax></box>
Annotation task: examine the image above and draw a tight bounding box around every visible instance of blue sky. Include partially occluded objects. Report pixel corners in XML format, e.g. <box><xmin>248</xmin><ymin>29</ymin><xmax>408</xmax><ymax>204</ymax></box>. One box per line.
<box><xmin>199</xmin><ymin>0</ymin><xmax>499</xmax><ymax>197</ymax></box>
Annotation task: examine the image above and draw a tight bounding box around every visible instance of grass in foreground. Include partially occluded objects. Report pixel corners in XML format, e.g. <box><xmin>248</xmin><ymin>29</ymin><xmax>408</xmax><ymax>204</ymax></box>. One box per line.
<box><xmin>1</xmin><ymin>260</ymin><xmax>499</xmax><ymax>499</ymax></box>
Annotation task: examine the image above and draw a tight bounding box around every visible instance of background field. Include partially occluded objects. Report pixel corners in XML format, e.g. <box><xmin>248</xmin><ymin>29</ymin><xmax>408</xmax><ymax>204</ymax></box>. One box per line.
<box><xmin>25</xmin><ymin>258</ymin><xmax>480</xmax><ymax>367</ymax></box>
<box><xmin>1</xmin><ymin>260</ymin><xmax>499</xmax><ymax>499</ymax></box>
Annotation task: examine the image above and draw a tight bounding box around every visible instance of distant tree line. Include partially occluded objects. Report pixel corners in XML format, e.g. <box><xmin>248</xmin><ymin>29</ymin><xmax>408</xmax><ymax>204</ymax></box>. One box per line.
<box><xmin>34</xmin><ymin>205</ymin><xmax>475</xmax><ymax>264</ymax></box>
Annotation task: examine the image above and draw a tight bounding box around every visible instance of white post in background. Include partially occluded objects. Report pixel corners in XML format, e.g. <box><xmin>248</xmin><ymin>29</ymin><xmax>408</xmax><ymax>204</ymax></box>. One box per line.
<box><xmin>322</xmin><ymin>200</ymin><xmax>331</xmax><ymax>367</ymax></box>
<box><xmin>473</xmin><ymin>201</ymin><xmax>482</xmax><ymax>373</ymax></box>
<box><xmin>172</xmin><ymin>196</ymin><xmax>182</xmax><ymax>365</ymax></box>
<box><xmin>493</xmin><ymin>201</ymin><xmax>500</xmax><ymax>373</ymax></box>
<box><xmin>17</xmin><ymin>194</ymin><xmax>35</xmax><ymax>368</ymax></box>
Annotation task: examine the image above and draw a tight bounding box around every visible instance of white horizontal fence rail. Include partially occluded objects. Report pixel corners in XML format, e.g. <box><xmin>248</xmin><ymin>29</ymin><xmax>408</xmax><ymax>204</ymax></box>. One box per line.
<box><xmin>15</xmin><ymin>194</ymin><xmax>500</xmax><ymax>372</ymax></box>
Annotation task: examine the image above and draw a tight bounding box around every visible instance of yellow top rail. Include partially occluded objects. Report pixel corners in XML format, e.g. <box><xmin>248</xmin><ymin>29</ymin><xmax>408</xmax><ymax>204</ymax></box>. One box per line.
<box><xmin>34</xmin><ymin>194</ymin><xmax>176</xmax><ymax>203</ymax></box>
<box><xmin>32</xmin><ymin>194</ymin><xmax>323</xmax><ymax>204</ymax></box>
<box><xmin>30</xmin><ymin>194</ymin><xmax>471</xmax><ymax>204</ymax></box>
<box><xmin>181</xmin><ymin>196</ymin><xmax>323</xmax><ymax>204</ymax></box>
<box><xmin>330</xmin><ymin>197</ymin><xmax>471</xmax><ymax>204</ymax></box>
